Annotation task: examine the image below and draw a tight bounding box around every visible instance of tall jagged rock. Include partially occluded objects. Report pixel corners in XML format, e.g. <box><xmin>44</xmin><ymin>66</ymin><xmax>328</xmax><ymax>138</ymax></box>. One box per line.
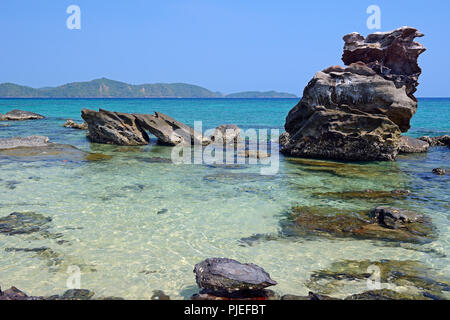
<box><xmin>281</xmin><ymin>27</ymin><xmax>426</xmax><ymax>161</ymax></box>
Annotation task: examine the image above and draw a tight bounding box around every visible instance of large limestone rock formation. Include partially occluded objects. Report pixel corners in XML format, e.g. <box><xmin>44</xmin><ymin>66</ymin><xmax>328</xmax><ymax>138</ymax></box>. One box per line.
<box><xmin>281</xmin><ymin>27</ymin><xmax>426</xmax><ymax>161</ymax></box>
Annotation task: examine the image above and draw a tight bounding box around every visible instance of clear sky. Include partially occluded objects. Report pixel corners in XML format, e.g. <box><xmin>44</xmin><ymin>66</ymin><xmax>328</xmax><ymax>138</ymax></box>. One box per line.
<box><xmin>0</xmin><ymin>0</ymin><xmax>449</xmax><ymax>96</ymax></box>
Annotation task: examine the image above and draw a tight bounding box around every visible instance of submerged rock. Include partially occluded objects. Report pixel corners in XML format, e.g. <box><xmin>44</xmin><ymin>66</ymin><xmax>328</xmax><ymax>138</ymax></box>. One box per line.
<box><xmin>0</xmin><ymin>137</ymin><xmax>111</xmax><ymax>162</ymax></box>
<box><xmin>0</xmin><ymin>286</ymin><xmax>43</xmax><ymax>300</ymax></box>
<box><xmin>47</xmin><ymin>289</ymin><xmax>95</xmax><ymax>300</ymax></box>
<box><xmin>0</xmin><ymin>109</ymin><xmax>44</xmax><ymax>121</ymax></box>
<box><xmin>192</xmin><ymin>289</ymin><xmax>278</xmax><ymax>300</ymax></box>
<box><xmin>194</xmin><ymin>258</ymin><xmax>277</xmax><ymax>292</ymax></box>
<box><xmin>151</xmin><ymin>290</ymin><xmax>170</xmax><ymax>300</ymax></box>
<box><xmin>283</xmin><ymin>205</ymin><xmax>434</xmax><ymax>243</ymax></box>
<box><xmin>313</xmin><ymin>189</ymin><xmax>411</xmax><ymax>200</ymax></box>
<box><xmin>306</xmin><ymin>259</ymin><xmax>449</xmax><ymax>299</ymax></box>
<box><xmin>345</xmin><ymin>289</ymin><xmax>434</xmax><ymax>300</ymax></box>
<box><xmin>282</xmin><ymin>27</ymin><xmax>426</xmax><ymax>161</ymax></box>
<box><xmin>63</xmin><ymin>119</ymin><xmax>88</xmax><ymax>130</ymax></box>
<box><xmin>238</xmin><ymin>150</ymin><xmax>270</xmax><ymax>159</ymax></box>
<box><xmin>281</xmin><ymin>292</ymin><xmax>339</xmax><ymax>300</ymax></box>
<box><xmin>0</xmin><ymin>136</ymin><xmax>50</xmax><ymax>150</ymax></box>
<box><xmin>0</xmin><ymin>212</ymin><xmax>52</xmax><ymax>235</ymax></box>
<box><xmin>398</xmin><ymin>136</ymin><xmax>429</xmax><ymax>153</ymax></box>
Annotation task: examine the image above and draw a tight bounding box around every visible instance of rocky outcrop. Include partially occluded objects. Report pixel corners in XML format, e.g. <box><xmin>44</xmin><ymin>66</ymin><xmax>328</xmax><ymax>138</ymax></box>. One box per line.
<box><xmin>192</xmin><ymin>258</ymin><xmax>277</xmax><ymax>300</ymax></box>
<box><xmin>82</xmin><ymin>109</ymin><xmax>210</xmax><ymax>146</ymax></box>
<box><xmin>208</xmin><ymin>124</ymin><xmax>241</xmax><ymax>145</ymax></box>
<box><xmin>63</xmin><ymin>119</ymin><xmax>88</xmax><ymax>130</ymax></box>
<box><xmin>81</xmin><ymin>109</ymin><xmax>150</xmax><ymax>145</ymax></box>
<box><xmin>0</xmin><ymin>109</ymin><xmax>44</xmax><ymax>121</ymax></box>
<box><xmin>281</xmin><ymin>27</ymin><xmax>426</xmax><ymax>161</ymax></box>
<box><xmin>0</xmin><ymin>136</ymin><xmax>50</xmax><ymax>149</ymax></box>
<box><xmin>134</xmin><ymin>112</ymin><xmax>204</xmax><ymax>146</ymax></box>
<box><xmin>418</xmin><ymin>135</ymin><xmax>450</xmax><ymax>147</ymax></box>
<box><xmin>398</xmin><ymin>136</ymin><xmax>429</xmax><ymax>153</ymax></box>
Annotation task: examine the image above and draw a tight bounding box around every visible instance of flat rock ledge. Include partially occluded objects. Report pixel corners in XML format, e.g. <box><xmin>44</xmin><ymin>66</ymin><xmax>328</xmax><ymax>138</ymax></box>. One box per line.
<box><xmin>81</xmin><ymin>108</ymin><xmax>240</xmax><ymax>147</ymax></box>
<box><xmin>0</xmin><ymin>109</ymin><xmax>45</xmax><ymax>121</ymax></box>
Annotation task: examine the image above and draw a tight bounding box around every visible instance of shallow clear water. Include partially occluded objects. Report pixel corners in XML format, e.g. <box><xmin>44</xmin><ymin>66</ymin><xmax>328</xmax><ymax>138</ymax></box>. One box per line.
<box><xmin>0</xmin><ymin>98</ymin><xmax>449</xmax><ymax>299</ymax></box>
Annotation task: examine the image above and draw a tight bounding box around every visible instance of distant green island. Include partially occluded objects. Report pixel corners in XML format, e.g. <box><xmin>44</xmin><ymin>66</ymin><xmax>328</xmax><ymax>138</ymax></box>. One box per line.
<box><xmin>0</xmin><ymin>78</ymin><xmax>298</xmax><ymax>98</ymax></box>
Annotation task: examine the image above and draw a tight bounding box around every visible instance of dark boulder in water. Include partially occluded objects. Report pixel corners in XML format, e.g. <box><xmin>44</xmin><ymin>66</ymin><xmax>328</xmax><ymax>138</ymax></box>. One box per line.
<box><xmin>432</xmin><ymin>168</ymin><xmax>446</xmax><ymax>175</ymax></box>
<box><xmin>194</xmin><ymin>258</ymin><xmax>277</xmax><ymax>292</ymax></box>
<box><xmin>0</xmin><ymin>286</ymin><xmax>43</xmax><ymax>300</ymax></box>
<box><xmin>0</xmin><ymin>109</ymin><xmax>44</xmax><ymax>121</ymax></box>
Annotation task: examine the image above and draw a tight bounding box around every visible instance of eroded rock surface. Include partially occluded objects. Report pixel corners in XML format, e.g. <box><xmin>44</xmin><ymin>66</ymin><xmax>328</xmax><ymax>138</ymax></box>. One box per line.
<box><xmin>82</xmin><ymin>108</ymin><xmax>211</xmax><ymax>146</ymax></box>
<box><xmin>282</xmin><ymin>27</ymin><xmax>426</xmax><ymax>161</ymax></box>
<box><xmin>82</xmin><ymin>109</ymin><xmax>149</xmax><ymax>145</ymax></box>
<box><xmin>63</xmin><ymin>119</ymin><xmax>88</xmax><ymax>130</ymax></box>
<box><xmin>342</xmin><ymin>27</ymin><xmax>426</xmax><ymax>97</ymax></box>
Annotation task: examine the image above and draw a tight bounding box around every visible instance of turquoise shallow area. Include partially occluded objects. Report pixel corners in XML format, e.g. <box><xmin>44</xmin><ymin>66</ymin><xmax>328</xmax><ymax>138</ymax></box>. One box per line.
<box><xmin>0</xmin><ymin>98</ymin><xmax>449</xmax><ymax>299</ymax></box>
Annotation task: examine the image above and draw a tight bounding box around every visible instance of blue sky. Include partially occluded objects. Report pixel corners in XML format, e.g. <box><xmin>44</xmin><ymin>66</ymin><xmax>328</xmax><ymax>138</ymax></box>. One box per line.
<box><xmin>0</xmin><ymin>0</ymin><xmax>449</xmax><ymax>96</ymax></box>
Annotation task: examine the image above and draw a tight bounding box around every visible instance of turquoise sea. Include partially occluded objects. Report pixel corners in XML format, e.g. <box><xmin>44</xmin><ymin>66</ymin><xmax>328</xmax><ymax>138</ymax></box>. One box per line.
<box><xmin>0</xmin><ymin>98</ymin><xmax>449</xmax><ymax>299</ymax></box>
